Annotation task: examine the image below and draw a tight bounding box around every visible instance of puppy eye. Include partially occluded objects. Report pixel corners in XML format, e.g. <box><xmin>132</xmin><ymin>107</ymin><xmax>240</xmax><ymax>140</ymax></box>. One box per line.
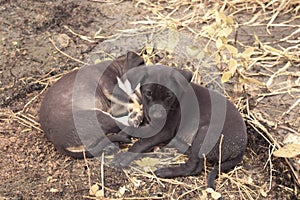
<box><xmin>145</xmin><ymin>90</ymin><xmax>152</xmax><ymax>98</ymax></box>
<box><xmin>166</xmin><ymin>91</ymin><xmax>173</xmax><ymax>99</ymax></box>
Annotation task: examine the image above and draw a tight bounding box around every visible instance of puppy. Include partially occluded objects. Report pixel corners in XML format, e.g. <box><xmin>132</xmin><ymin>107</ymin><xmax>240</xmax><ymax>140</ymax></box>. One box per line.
<box><xmin>113</xmin><ymin>65</ymin><xmax>247</xmax><ymax>189</ymax></box>
<box><xmin>39</xmin><ymin>52</ymin><xmax>144</xmax><ymax>158</ymax></box>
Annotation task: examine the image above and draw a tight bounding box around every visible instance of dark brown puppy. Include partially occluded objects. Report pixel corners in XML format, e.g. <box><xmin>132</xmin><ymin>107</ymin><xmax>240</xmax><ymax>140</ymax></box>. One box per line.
<box><xmin>113</xmin><ymin>65</ymin><xmax>247</xmax><ymax>189</ymax></box>
<box><xmin>39</xmin><ymin>52</ymin><xmax>144</xmax><ymax>158</ymax></box>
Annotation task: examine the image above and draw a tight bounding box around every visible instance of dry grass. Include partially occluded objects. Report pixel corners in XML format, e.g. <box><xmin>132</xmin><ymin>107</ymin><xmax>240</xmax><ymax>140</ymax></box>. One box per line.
<box><xmin>127</xmin><ymin>1</ymin><xmax>299</xmax><ymax>198</ymax></box>
<box><xmin>1</xmin><ymin>0</ymin><xmax>299</xmax><ymax>199</ymax></box>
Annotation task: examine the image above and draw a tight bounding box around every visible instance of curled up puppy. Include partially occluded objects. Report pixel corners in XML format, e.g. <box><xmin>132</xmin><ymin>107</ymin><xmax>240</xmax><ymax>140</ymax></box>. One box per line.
<box><xmin>39</xmin><ymin>52</ymin><xmax>144</xmax><ymax>158</ymax></box>
<box><xmin>112</xmin><ymin>65</ymin><xmax>248</xmax><ymax>189</ymax></box>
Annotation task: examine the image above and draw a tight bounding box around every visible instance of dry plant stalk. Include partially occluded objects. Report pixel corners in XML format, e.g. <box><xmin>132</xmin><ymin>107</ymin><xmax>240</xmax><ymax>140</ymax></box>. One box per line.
<box><xmin>83</xmin><ymin>151</ymin><xmax>92</xmax><ymax>188</ymax></box>
<box><xmin>218</xmin><ymin>134</ymin><xmax>224</xmax><ymax>190</ymax></box>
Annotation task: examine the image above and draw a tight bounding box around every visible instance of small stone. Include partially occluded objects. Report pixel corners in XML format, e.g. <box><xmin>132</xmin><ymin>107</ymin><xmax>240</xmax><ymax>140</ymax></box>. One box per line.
<box><xmin>89</xmin><ymin>184</ymin><xmax>99</xmax><ymax>196</ymax></box>
<box><xmin>50</xmin><ymin>188</ymin><xmax>59</xmax><ymax>193</ymax></box>
<box><xmin>95</xmin><ymin>190</ymin><xmax>104</xmax><ymax>198</ymax></box>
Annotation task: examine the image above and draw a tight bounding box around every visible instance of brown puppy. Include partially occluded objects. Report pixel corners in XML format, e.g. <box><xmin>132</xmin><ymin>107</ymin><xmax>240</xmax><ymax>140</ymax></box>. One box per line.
<box><xmin>39</xmin><ymin>52</ymin><xmax>144</xmax><ymax>158</ymax></box>
<box><xmin>112</xmin><ymin>65</ymin><xmax>247</xmax><ymax>189</ymax></box>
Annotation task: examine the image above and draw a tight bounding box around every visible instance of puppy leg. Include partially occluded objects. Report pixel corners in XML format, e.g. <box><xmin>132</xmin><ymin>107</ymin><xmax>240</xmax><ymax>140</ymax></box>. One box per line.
<box><xmin>107</xmin><ymin>131</ymin><xmax>132</xmax><ymax>143</ymax></box>
<box><xmin>155</xmin><ymin>155</ymin><xmax>203</xmax><ymax>178</ymax></box>
<box><xmin>127</xmin><ymin>97</ymin><xmax>143</xmax><ymax>127</ymax></box>
<box><xmin>128</xmin><ymin>110</ymin><xmax>143</xmax><ymax>128</ymax></box>
<box><xmin>112</xmin><ymin>126</ymin><xmax>174</xmax><ymax>167</ymax></box>
<box><xmin>207</xmin><ymin>155</ymin><xmax>244</xmax><ymax>189</ymax></box>
<box><xmin>154</xmin><ymin>125</ymin><xmax>208</xmax><ymax>177</ymax></box>
<box><xmin>86</xmin><ymin>132</ymin><xmax>132</xmax><ymax>157</ymax></box>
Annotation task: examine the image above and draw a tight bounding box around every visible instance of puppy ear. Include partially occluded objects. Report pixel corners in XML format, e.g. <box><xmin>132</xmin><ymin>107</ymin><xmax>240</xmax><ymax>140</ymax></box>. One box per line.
<box><xmin>125</xmin><ymin>66</ymin><xmax>148</xmax><ymax>89</ymax></box>
<box><xmin>108</xmin><ymin>52</ymin><xmax>144</xmax><ymax>73</ymax></box>
<box><xmin>174</xmin><ymin>68</ymin><xmax>193</xmax><ymax>82</ymax></box>
<box><xmin>172</xmin><ymin>68</ymin><xmax>193</xmax><ymax>93</ymax></box>
<box><xmin>125</xmin><ymin>51</ymin><xmax>145</xmax><ymax>70</ymax></box>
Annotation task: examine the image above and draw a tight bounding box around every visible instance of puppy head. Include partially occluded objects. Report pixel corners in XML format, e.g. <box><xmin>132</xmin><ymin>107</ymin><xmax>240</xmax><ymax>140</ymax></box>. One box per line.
<box><xmin>125</xmin><ymin>51</ymin><xmax>145</xmax><ymax>71</ymax></box>
<box><xmin>142</xmin><ymin>84</ymin><xmax>175</xmax><ymax>122</ymax></box>
<box><xmin>102</xmin><ymin>51</ymin><xmax>145</xmax><ymax>126</ymax></box>
<box><xmin>125</xmin><ymin>65</ymin><xmax>193</xmax><ymax>123</ymax></box>
<box><xmin>108</xmin><ymin>51</ymin><xmax>145</xmax><ymax>75</ymax></box>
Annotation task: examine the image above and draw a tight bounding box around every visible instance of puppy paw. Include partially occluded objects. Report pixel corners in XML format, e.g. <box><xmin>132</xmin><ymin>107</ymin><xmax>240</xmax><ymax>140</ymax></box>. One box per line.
<box><xmin>127</xmin><ymin>96</ymin><xmax>143</xmax><ymax>127</ymax></box>
<box><xmin>128</xmin><ymin>111</ymin><xmax>143</xmax><ymax>128</ymax></box>
<box><xmin>154</xmin><ymin>167</ymin><xmax>174</xmax><ymax>178</ymax></box>
<box><xmin>112</xmin><ymin>152</ymin><xmax>141</xmax><ymax>168</ymax></box>
<box><xmin>111</xmin><ymin>152</ymin><xmax>127</xmax><ymax>168</ymax></box>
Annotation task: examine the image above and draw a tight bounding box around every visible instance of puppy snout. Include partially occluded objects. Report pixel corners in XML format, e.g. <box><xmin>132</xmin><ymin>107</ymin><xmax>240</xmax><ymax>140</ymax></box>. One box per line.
<box><xmin>137</xmin><ymin>115</ymin><xmax>143</xmax><ymax>122</ymax></box>
<box><xmin>133</xmin><ymin>120</ymin><xmax>139</xmax><ymax>127</ymax></box>
<box><xmin>129</xmin><ymin>111</ymin><xmax>137</xmax><ymax>118</ymax></box>
<box><xmin>149</xmin><ymin>104</ymin><xmax>167</xmax><ymax>119</ymax></box>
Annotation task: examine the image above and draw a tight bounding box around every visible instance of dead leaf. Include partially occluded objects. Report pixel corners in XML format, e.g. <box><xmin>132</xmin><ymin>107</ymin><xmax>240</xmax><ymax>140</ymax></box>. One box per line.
<box><xmin>242</xmin><ymin>47</ymin><xmax>255</xmax><ymax>59</ymax></box>
<box><xmin>116</xmin><ymin>186</ymin><xmax>127</xmax><ymax>197</ymax></box>
<box><xmin>186</xmin><ymin>45</ymin><xmax>200</xmax><ymax>58</ymax></box>
<box><xmin>260</xmin><ymin>188</ymin><xmax>268</xmax><ymax>197</ymax></box>
<box><xmin>94</xmin><ymin>59</ymin><xmax>101</xmax><ymax>64</ymax></box>
<box><xmin>167</xmin><ymin>29</ymin><xmax>179</xmax><ymax>52</ymax></box>
<box><xmin>211</xmin><ymin>191</ymin><xmax>222</xmax><ymax>199</ymax></box>
<box><xmin>131</xmin><ymin>177</ymin><xmax>142</xmax><ymax>188</ymax></box>
<box><xmin>221</xmin><ymin>71</ymin><xmax>232</xmax><ymax>83</ymax></box>
<box><xmin>145</xmin><ymin>42</ymin><xmax>154</xmax><ymax>55</ymax></box>
<box><xmin>135</xmin><ymin>157</ymin><xmax>160</xmax><ymax>167</ymax></box>
<box><xmin>283</xmin><ymin>133</ymin><xmax>300</xmax><ymax>145</ymax></box>
<box><xmin>206</xmin><ymin>188</ymin><xmax>215</xmax><ymax>193</ymax></box>
<box><xmin>226</xmin><ymin>16</ymin><xmax>234</xmax><ymax>25</ymax></box>
<box><xmin>215</xmin><ymin>11</ymin><xmax>221</xmax><ymax>24</ymax></box>
<box><xmin>247</xmin><ymin>177</ymin><xmax>253</xmax><ymax>184</ymax></box>
<box><xmin>273</xmin><ymin>144</ymin><xmax>300</xmax><ymax>158</ymax></box>
<box><xmin>218</xmin><ymin>27</ymin><xmax>232</xmax><ymax>37</ymax></box>
<box><xmin>156</xmin><ymin>39</ymin><xmax>167</xmax><ymax>50</ymax></box>
<box><xmin>206</xmin><ymin>188</ymin><xmax>222</xmax><ymax>199</ymax></box>
<box><xmin>225</xmin><ymin>44</ymin><xmax>238</xmax><ymax>55</ymax></box>
<box><xmin>202</xmin><ymin>25</ymin><xmax>216</xmax><ymax>36</ymax></box>
<box><xmin>228</xmin><ymin>59</ymin><xmax>238</xmax><ymax>74</ymax></box>
<box><xmin>197</xmin><ymin>51</ymin><xmax>205</xmax><ymax>60</ymax></box>
<box><xmin>215</xmin><ymin>54</ymin><xmax>221</xmax><ymax>64</ymax></box>
<box><xmin>216</xmin><ymin>38</ymin><xmax>223</xmax><ymax>49</ymax></box>
<box><xmin>218</xmin><ymin>11</ymin><xmax>227</xmax><ymax>23</ymax></box>
<box><xmin>89</xmin><ymin>184</ymin><xmax>99</xmax><ymax>196</ymax></box>
<box><xmin>95</xmin><ymin>189</ymin><xmax>104</xmax><ymax>198</ymax></box>
<box><xmin>243</xmin><ymin>77</ymin><xmax>265</xmax><ymax>86</ymax></box>
<box><xmin>200</xmin><ymin>190</ymin><xmax>208</xmax><ymax>200</ymax></box>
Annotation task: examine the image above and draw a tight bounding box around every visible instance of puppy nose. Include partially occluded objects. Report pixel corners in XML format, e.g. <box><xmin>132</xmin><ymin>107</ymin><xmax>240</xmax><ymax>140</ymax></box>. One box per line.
<box><xmin>129</xmin><ymin>112</ymin><xmax>137</xmax><ymax>118</ymax></box>
<box><xmin>149</xmin><ymin>104</ymin><xmax>167</xmax><ymax>119</ymax></box>
<box><xmin>137</xmin><ymin>115</ymin><xmax>143</xmax><ymax>122</ymax></box>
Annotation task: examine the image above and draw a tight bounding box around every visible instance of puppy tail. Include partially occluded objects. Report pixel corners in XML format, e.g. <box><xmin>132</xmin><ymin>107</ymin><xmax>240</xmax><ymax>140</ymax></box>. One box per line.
<box><xmin>62</xmin><ymin>145</ymin><xmax>94</xmax><ymax>159</ymax></box>
<box><xmin>207</xmin><ymin>155</ymin><xmax>244</xmax><ymax>189</ymax></box>
<box><xmin>63</xmin><ymin>133</ymin><xmax>132</xmax><ymax>159</ymax></box>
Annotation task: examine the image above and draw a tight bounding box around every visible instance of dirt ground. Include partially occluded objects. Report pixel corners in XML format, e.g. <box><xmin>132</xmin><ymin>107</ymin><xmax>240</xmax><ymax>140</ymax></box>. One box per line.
<box><xmin>0</xmin><ymin>0</ymin><xmax>299</xmax><ymax>199</ymax></box>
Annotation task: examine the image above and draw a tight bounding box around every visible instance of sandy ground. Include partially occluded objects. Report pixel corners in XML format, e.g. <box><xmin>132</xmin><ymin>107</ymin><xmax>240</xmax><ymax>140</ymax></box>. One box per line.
<box><xmin>1</xmin><ymin>1</ymin><xmax>299</xmax><ymax>199</ymax></box>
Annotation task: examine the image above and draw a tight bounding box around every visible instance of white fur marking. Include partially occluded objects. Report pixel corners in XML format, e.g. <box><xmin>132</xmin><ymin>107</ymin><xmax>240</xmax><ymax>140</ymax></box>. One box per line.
<box><xmin>117</xmin><ymin>77</ymin><xmax>134</xmax><ymax>96</ymax></box>
<box><xmin>94</xmin><ymin>108</ymin><xmax>130</xmax><ymax>126</ymax></box>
